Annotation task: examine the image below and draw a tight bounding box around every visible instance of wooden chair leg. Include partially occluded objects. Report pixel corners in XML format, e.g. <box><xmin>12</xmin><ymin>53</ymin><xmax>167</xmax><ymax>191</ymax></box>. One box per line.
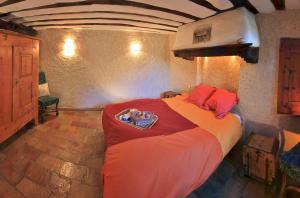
<box><xmin>38</xmin><ymin>106</ymin><xmax>42</xmax><ymax>123</ymax></box>
<box><xmin>55</xmin><ymin>100</ymin><xmax>59</xmax><ymax>116</ymax></box>
<box><xmin>280</xmin><ymin>173</ymin><xmax>287</xmax><ymax>198</ymax></box>
<box><xmin>41</xmin><ymin>105</ymin><xmax>47</xmax><ymax>123</ymax></box>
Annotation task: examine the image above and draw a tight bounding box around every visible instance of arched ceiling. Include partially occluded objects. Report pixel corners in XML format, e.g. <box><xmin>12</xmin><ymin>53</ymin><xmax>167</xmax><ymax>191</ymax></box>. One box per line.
<box><xmin>0</xmin><ymin>0</ymin><xmax>297</xmax><ymax>34</ymax></box>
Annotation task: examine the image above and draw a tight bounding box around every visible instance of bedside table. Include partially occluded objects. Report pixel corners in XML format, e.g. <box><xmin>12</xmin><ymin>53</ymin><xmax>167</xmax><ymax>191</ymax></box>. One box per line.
<box><xmin>161</xmin><ymin>91</ymin><xmax>181</xmax><ymax>99</ymax></box>
<box><xmin>243</xmin><ymin>133</ymin><xmax>277</xmax><ymax>185</ymax></box>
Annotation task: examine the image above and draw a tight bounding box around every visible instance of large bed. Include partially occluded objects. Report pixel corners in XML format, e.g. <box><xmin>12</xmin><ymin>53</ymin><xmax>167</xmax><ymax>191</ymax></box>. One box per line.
<box><xmin>101</xmin><ymin>93</ymin><xmax>242</xmax><ymax>198</ymax></box>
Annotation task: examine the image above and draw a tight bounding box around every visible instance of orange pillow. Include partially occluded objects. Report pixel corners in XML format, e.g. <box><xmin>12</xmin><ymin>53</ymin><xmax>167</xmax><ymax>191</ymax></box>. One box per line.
<box><xmin>185</xmin><ymin>84</ymin><xmax>216</xmax><ymax>107</ymax></box>
<box><xmin>204</xmin><ymin>89</ymin><xmax>239</xmax><ymax>119</ymax></box>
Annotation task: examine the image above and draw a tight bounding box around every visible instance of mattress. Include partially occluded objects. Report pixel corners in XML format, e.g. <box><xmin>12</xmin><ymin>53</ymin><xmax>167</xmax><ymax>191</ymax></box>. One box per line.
<box><xmin>163</xmin><ymin>93</ymin><xmax>242</xmax><ymax>156</ymax></box>
<box><xmin>102</xmin><ymin>94</ymin><xmax>242</xmax><ymax>198</ymax></box>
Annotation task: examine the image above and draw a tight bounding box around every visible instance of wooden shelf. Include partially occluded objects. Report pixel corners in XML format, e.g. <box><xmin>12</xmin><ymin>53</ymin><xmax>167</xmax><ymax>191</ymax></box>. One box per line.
<box><xmin>173</xmin><ymin>43</ymin><xmax>259</xmax><ymax>63</ymax></box>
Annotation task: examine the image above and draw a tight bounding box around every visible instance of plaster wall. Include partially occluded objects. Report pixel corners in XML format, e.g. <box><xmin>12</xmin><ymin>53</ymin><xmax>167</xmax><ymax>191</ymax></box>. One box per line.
<box><xmin>239</xmin><ymin>10</ymin><xmax>300</xmax><ymax>132</ymax></box>
<box><xmin>197</xmin><ymin>10</ymin><xmax>300</xmax><ymax>132</ymax></box>
<box><xmin>39</xmin><ymin>29</ymin><xmax>196</xmax><ymax>108</ymax></box>
<box><xmin>197</xmin><ymin>56</ymin><xmax>242</xmax><ymax>93</ymax></box>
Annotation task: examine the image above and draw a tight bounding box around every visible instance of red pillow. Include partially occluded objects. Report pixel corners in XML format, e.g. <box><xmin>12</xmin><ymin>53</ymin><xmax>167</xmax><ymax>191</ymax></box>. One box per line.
<box><xmin>204</xmin><ymin>89</ymin><xmax>239</xmax><ymax>119</ymax></box>
<box><xmin>185</xmin><ymin>84</ymin><xmax>216</xmax><ymax>107</ymax></box>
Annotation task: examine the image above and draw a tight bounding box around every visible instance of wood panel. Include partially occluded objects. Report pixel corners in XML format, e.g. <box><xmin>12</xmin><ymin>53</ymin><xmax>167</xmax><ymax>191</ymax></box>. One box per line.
<box><xmin>13</xmin><ymin>46</ymin><xmax>36</xmax><ymax>121</ymax></box>
<box><xmin>0</xmin><ymin>31</ymin><xmax>39</xmax><ymax>143</ymax></box>
<box><xmin>278</xmin><ymin>38</ymin><xmax>300</xmax><ymax>115</ymax></box>
<box><xmin>0</xmin><ymin>45</ymin><xmax>12</xmax><ymax>133</ymax></box>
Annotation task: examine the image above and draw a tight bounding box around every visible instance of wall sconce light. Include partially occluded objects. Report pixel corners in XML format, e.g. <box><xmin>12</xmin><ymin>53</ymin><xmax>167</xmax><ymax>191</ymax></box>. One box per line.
<box><xmin>130</xmin><ymin>42</ymin><xmax>141</xmax><ymax>55</ymax></box>
<box><xmin>63</xmin><ymin>37</ymin><xmax>76</xmax><ymax>57</ymax></box>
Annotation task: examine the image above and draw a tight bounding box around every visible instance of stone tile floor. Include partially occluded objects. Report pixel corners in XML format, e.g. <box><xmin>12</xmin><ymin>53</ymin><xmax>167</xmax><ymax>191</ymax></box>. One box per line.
<box><xmin>0</xmin><ymin>111</ymin><xmax>291</xmax><ymax>198</ymax></box>
<box><xmin>0</xmin><ymin>111</ymin><xmax>104</xmax><ymax>198</ymax></box>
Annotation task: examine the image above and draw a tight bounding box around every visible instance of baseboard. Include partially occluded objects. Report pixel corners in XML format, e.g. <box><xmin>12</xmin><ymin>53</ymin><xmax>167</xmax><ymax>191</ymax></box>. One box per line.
<box><xmin>58</xmin><ymin>107</ymin><xmax>103</xmax><ymax>111</ymax></box>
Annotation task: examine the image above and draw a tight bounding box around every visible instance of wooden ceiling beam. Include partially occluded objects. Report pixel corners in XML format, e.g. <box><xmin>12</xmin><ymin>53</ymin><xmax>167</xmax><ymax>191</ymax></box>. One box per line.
<box><xmin>30</xmin><ymin>23</ymin><xmax>176</xmax><ymax>33</ymax></box>
<box><xmin>229</xmin><ymin>0</ymin><xmax>259</xmax><ymax>14</ymax></box>
<box><xmin>1</xmin><ymin>3</ymin><xmax>195</xmax><ymax>23</ymax></box>
<box><xmin>0</xmin><ymin>0</ymin><xmax>24</xmax><ymax>7</ymax></box>
<box><xmin>8</xmin><ymin>0</ymin><xmax>200</xmax><ymax>21</ymax></box>
<box><xmin>0</xmin><ymin>19</ymin><xmax>37</xmax><ymax>36</ymax></box>
<box><xmin>271</xmin><ymin>0</ymin><xmax>285</xmax><ymax>10</ymax></box>
<box><xmin>25</xmin><ymin>19</ymin><xmax>178</xmax><ymax>31</ymax></box>
<box><xmin>189</xmin><ymin>0</ymin><xmax>220</xmax><ymax>12</ymax></box>
<box><xmin>11</xmin><ymin>11</ymin><xmax>184</xmax><ymax>26</ymax></box>
<box><xmin>34</xmin><ymin>25</ymin><xmax>173</xmax><ymax>34</ymax></box>
<box><xmin>22</xmin><ymin>17</ymin><xmax>179</xmax><ymax>28</ymax></box>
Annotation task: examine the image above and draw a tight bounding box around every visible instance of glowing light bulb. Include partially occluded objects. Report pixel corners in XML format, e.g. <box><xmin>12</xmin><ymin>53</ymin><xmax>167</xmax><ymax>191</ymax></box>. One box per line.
<box><xmin>130</xmin><ymin>42</ymin><xmax>141</xmax><ymax>55</ymax></box>
<box><xmin>63</xmin><ymin>37</ymin><xmax>76</xmax><ymax>57</ymax></box>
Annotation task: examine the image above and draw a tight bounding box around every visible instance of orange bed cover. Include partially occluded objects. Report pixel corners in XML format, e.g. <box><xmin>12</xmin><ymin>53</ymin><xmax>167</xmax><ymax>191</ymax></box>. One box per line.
<box><xmin>102</xmin><ymin>94</ymin><xmax>242</xmax><ymax>198</ymax></box>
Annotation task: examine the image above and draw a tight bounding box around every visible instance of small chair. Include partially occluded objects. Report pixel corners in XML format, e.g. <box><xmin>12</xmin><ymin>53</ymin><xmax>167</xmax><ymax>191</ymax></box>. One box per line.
<box><xmin>279</xmin><ymin>130</ymin><xmax>300</xmax><ymax>198</ymax></box>
<box><xmin>38</xmin><ymin>71</ymin><xmax>59</xmax><ymax>123</ymax></box>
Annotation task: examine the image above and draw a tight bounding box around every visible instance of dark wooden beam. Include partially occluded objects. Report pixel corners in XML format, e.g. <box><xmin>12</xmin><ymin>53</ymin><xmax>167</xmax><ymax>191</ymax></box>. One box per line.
<box><xmin>229</xmin><ymin>0</ymin><xmax>259</xmax><ymax>14</ymax></box>
<box><xmin>0</xmin><ymin>19</ymin><xmax>37</xmax><ymax>36</ymax></box>
<box><xmin>0</xmin><ymin>0</ymin><xmax>24</xmax><ymax>7</ymax></box>
<box><xmin>22</xmin><ymin>17</ymin><xmax>179</xmax><ymax>28</ymax></box>
<box><xmin>173</xmin><ymin>43</ymin><xmax>259</xmax><ymax>63</ymax></box>
<box><xmin>9</xmin><ymin>11</ymin><xmax>185</xmax><ymax>25</ymax></box>
<box><xmin>271</xmin><ymin>0</ymin><xmax>285</xmax><ymax>10</ymax></box>
<box><xmin>30</xmin><ymin>23</ymin><xmax>176</xmax><ymax>32</ymax></box>
<box><xmin>189</xmin><ymin>0</ymin><xmax>220</xmax><ymax>12</ymax></box>
<box><xmin>6</xmin><ymin>0</ymin><xmax>200</xmax><ymax>21</ymax></box>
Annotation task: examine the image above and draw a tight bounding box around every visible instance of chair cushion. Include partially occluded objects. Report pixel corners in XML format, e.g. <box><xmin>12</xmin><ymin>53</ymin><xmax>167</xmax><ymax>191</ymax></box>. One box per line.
<box><xmin>39</xmin><ymin>83</ymin><xmax>50</xmax><ymax>97</ymax></box>
<box><xmin>280</xmin><ymin>143</ymin><xmax>300</xmax><ymax>183</ymax></box>
<box><xmin>39</xmin><ymin>95</ymin><xmax>59</xmax><ymax>106</ymax></box>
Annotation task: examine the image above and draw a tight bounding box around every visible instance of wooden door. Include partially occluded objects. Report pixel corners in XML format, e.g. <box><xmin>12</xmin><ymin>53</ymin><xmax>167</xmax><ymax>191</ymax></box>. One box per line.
<box><xmin>0</xmin><ymin>46</ymin><xmax>13</xmax><ymax>132</ymax></box>
<box><xmin>278</xmin><ymin>38</ymin><xmax>300</xmax><ymax>114</ymax></box>
<box><xmin>13</xmin><ymin>47</ymin><xmax>37</xmax><ymax>121</ymax></box>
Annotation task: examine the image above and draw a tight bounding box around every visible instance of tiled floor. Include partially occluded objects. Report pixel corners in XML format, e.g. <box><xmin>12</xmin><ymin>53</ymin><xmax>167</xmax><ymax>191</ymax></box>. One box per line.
<box><xmin>0</xmin><ymin>111</ymin><xmax>284</xmax><ymax>198</ymax></box>
<box><xmin>0</xmin><ymin>111</ymin><xmax>104</xmax><ymax>198</ymax></box>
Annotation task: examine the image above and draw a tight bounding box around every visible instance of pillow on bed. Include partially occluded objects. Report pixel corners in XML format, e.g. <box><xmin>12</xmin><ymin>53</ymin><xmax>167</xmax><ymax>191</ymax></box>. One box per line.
<box><xmin>185</xmin><ymin>84</ymin><xmax>216</xmax><ymax>108</ymax></box>
<box><xmin>204</xmin><ymin>89</ymin><xmax>239</xmax><ymax>119</ymax></box>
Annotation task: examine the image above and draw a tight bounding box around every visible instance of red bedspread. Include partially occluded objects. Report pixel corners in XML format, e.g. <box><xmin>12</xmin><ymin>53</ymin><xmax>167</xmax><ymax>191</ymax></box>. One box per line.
<box><xmin>102</xmin><ymin>127</ymin><xmax>223</xmax><ymax>198</ymax></box>
<box><xmin>102</xmin><ymin>99</ymin><xmax>197</xmax><ymax>148</ymax></box>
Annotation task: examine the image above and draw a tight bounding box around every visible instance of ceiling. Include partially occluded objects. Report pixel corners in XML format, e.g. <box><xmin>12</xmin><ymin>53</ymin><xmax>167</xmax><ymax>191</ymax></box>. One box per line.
<box><xmin>0</xmin><ymin>0</ymin><xmax>298</xmax><ymax>34</ymax></box>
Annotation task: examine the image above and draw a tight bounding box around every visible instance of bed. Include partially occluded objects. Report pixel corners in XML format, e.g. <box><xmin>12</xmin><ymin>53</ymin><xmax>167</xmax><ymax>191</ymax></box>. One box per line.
<box><xmin>101</xmin><ymin>93</ymin><xmax>242</xmax><ymax>198</ymax></box>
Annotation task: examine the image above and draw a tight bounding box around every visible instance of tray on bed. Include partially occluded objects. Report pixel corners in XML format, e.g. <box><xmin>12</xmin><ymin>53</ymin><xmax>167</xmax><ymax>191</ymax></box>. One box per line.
<box><xmin>115</xmin><ymin>108</ymin><xmax>158</xmax><ymax>130</ymax></box>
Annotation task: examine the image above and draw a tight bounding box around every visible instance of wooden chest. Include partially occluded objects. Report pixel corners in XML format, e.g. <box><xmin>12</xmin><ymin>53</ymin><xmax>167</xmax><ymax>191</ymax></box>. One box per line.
<box><xmin>243</xmin><ymin>133</ymin><xmax>277</xmax><ymax>184</ymax></box>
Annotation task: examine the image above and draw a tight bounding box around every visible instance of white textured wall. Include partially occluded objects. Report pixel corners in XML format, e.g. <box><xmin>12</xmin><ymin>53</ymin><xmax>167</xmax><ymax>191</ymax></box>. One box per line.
<box><xmin>196</xmin><ymin>10</ymin><xmax>300</xmax><ymax>132</ymax></box>
<box><xmin>197</xmin><ymin>56</ymin><xmax>242</xmax><ymax>93</ymax></box>
<box><xmin>169</xmin><ymin>35</ymin><xmax>197</xmax><ymax>91</ymax></box>
<box><xmin>239</xmin><ymin>10</ymin><xmax>300</xmax><ymax>132</ymax></box>
<box><xmin>39</xmin><ymin>29</ymin><xmax>196</xmax><ymax>108</ymax></box>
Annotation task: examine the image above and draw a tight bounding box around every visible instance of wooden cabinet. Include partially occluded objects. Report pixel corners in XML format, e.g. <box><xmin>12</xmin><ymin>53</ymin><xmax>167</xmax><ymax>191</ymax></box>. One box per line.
<box><xmin>278</xmin><ymin>38</ymin><xmax>300</xmax><ymax>115</ymax></box>
<box><xmin>0</xmin><ymin>31</ymin><xmax>39</xmax><ymax>143</ymax></box>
